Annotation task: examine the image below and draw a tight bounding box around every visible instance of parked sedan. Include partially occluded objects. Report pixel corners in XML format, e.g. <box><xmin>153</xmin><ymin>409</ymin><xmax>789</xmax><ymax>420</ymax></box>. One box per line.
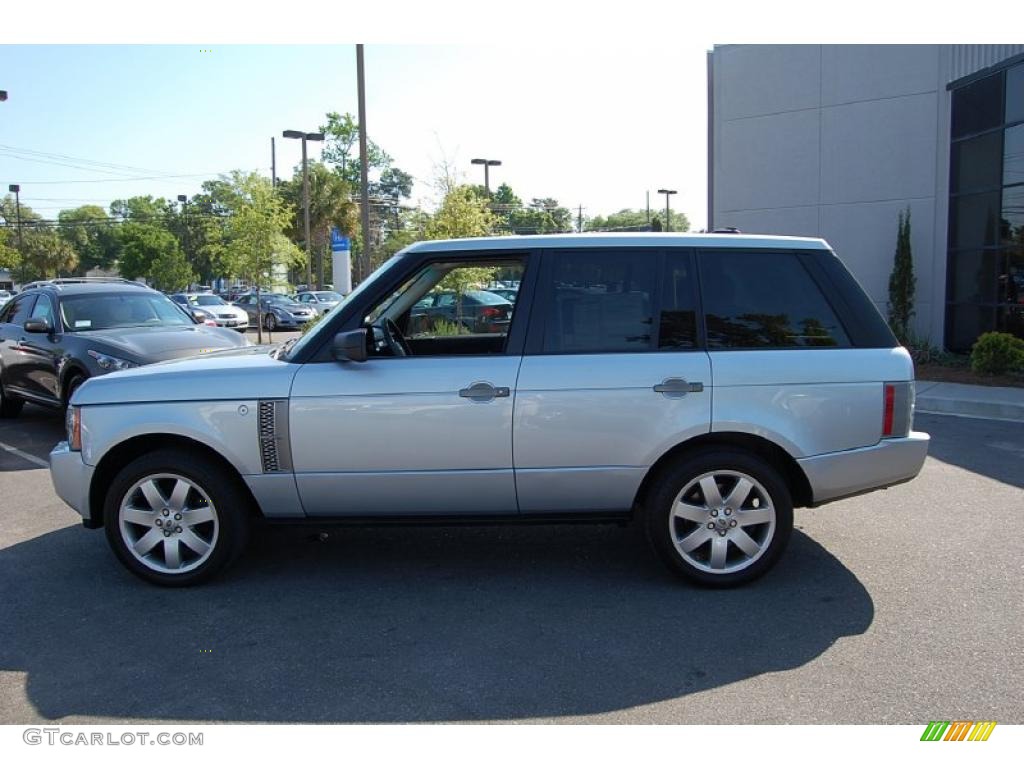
<box><xmin>0</xmin><ymin>279</ymin><xmax>248</xmax><ymax>416</ymax></box>
<box><xmin>295</xmin><ymin>290</ymin><xmax>343</xmax><ymax>316</ymax></box>
<box><xmin>233</xmin><ymin>293</ymin><xmax>317</xmax><ymax>331</ymax></box>
<box><xmin>171</xmin><ymin>293</ymin><xmax>249</xmax><ymax>331</ymax></box>
<box><xmin>408</xmin><ymin>290</ymin><xmax>513</xmax><ymax>335</ymax></box>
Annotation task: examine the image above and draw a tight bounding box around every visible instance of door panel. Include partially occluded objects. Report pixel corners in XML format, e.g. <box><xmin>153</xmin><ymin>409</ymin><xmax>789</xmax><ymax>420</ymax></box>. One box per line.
<box><xmin>514</xmin><ymin>352</ymin><xmax>712</xmax><ymax>512</ymax></box>
<box><xmin>290</xmin><ymin>356</ymin><xmax>521</xmax><ymax>516</ymax></box>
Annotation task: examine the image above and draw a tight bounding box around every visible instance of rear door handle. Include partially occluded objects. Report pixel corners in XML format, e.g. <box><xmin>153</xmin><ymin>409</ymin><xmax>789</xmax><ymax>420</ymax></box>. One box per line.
<box><xmin>458</xmin><ymin>382</ymin><xmax>510</xmax><ymax>401</ymax></box>
<box><xmin>653</xmin><ymin>378</ymin><xmax>704</xmax><ymax>397</ymax></box>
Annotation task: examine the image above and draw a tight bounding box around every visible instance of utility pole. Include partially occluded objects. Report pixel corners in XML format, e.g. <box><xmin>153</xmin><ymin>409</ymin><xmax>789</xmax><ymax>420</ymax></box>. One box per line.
<box><xmin>283</xmin><ymin>129</ymin><xmax>325</xmax><ymax>288</ymax></box>
<box><xmin>657</xmin><ymin>188</ymin><xmax>677</xmax><ymax>232</ymax></box>
<box><xmin>471</xmin><ymin>158</ymin><xmax>502</xmax><ymax>194</ymax></box>
<box><xmin>177</xmin><ymin>194</ymin><xmax>190</xmax><ymax>285</ymax></box>
<box><xmin>271</xmin><ymin>137</ymin><xmax>276</xmax><ymax>188</ymax></box>
<box><xmin>357</xmin><ymin>44</ymin><xmax>371</xmax><ymax>284</ymax></box>
<box><xmin>8</xmin><ymin>184</ymin><xmax>24</xmax><ymax>287</ymax></box>
<box><xmin>646</xmin><ymin>191</ymin><xmax>650</xmax><ymax>226</ymax></box>
<box><xmin>578</xmin><ymin>205</ymin><xmax>583</xmax><ymax>233</ymax></box>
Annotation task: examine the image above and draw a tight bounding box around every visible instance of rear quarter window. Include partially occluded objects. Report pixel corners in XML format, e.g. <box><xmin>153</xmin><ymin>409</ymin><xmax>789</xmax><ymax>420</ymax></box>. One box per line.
<box><xmin>699</xmin><ymin>250</ymin><xmax>851</xmax><ymax>349</ymax></box>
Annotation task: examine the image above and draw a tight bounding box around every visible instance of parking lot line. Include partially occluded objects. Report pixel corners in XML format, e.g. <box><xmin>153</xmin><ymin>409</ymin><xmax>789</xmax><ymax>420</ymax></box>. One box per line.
<box><xmin>0</xmin><ymin>440</ymin><xmax>49</xmax><ymax>469</ymax></box>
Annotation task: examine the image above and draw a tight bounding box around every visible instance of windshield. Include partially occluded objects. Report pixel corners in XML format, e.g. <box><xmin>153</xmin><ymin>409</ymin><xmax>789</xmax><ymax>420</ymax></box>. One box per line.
<box><xmin>193</xmin><ymin>295</ymin><xmax>227</xmax><ymax>306</ymax></box>
<box><xmin>284</xmin><ymin>254</ymin><xmax>403</xmax><ymax>360</ymax></box>
<box><xmin>315</xmin><ymin>291</ymin><xmax>342</xmax><ymax>301</ymax></box>
<box><xmin>265</xmin><ymin>295</ymin><xmax>293</xmax><ymax>305</ymax></box>
<box><xmin>61</xmin><ymin>292</ymin><xmax>194</xmax><ymax>331</ymax></box>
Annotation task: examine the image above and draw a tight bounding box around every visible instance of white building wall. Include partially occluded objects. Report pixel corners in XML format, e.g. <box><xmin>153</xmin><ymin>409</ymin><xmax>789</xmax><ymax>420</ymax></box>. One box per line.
<box><xmin>711</xmin><ymin>44</ymin><xmax>1024</xmax><ymax>348</ymax></box>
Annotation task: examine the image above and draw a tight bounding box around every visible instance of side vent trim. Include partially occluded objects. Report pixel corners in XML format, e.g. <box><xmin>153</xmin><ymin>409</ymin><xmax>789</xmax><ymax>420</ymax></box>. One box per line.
<box><xmin>258</xmin><ymin>399</ymin><xmax>293</xmax><ymax>473</ymax></box>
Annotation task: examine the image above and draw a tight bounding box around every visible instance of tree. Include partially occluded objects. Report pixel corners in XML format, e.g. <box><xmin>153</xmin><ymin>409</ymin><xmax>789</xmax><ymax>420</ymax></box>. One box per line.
<box><xmin>148</xmin><ymin>248</ymin><xmax>196</xmax><ymax>292</ymax></box>
<box><xmin>319</xmin><ymin>112</ymin><xmax>391</xmax><ymax>190</ymax></box>
<box><xmin>117</xmin><ymin>221</ymin><xmax>179</xmax><ymax>282</ymax></box>
<box><xmin>586</xmin><ymin>208</ymin><xmax>689</xmax><ymax>232</ymax></box>
<box><xmin>58</xmin><ymin>205</ymin><xmax>120</xmax><ymax>273</ymax></box>
<box><xmin>424</xmin><ymin>185</ymin><xmax>499</xmax><ymax>241</ymax></box>
<box><xmin>221</xmin><ymin>173</ymin><xmax>304</xmax><ymax>290</ymax></box>
<box><xmin>887</xmin><ymin>208</ymin><xmax>916</xmax><ymax>343</ymax></box>
<box><xmin>0</xmin><ymin>228</ymin><xmax>19</xmax><ymax>272</ymax></box>
<box><xmin>21</xmin><ymin>228</ymin><xmax>79</xmax><ymax>280</ymax></box>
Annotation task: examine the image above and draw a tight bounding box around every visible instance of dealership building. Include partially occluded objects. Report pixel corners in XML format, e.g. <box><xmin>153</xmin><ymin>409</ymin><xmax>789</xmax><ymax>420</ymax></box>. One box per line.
<box><xmin>708</xmin><ymin>44</ymin><xmax>1024</xmax><ymax>351</ymax></box>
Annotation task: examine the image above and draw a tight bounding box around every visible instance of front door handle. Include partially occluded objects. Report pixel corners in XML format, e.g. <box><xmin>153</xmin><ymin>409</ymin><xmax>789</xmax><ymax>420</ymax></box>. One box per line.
<box><xmin>653</xmin><ymin>378</ymin><xmax>704</xmax><ymax>397</ymax></box>
<box><xmin>458</xmin><ymin>382</ymin><xmax>511</xmax><ymax>401</ymax></box>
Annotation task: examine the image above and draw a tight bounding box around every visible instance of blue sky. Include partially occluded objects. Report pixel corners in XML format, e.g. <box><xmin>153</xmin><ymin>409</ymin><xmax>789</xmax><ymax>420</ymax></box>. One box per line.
<box><xmin>0</xmin><ymin>44</ymin><xmax>712</xmax><ymax>227</ymax></box>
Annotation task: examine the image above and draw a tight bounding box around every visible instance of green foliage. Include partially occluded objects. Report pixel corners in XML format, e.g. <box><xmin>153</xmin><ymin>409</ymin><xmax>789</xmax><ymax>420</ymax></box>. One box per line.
<box><xmin>424</xmin><ymin>186</ymin><xmax>499</xmax><ymax>241</ymax></box>
<box><xmin>21</xmin><ymin>228</ymin><xmax>79</xmax><ymax>280</ymax></box>
<box><xmin>429</xmin><ymin>318</ymin><xmax>469</xmax><ymax>337</ymax></box>
<box><xmin>0</xmin><ymin>228</ymin><xmax>20</xmax><ymax>271</ymax></box>
<box><xmin>969</xmin><ymin>332</ymin><xmax>1024</xmax><ymax>375</ymax></box>
<box><xmin>148</xmin><ymin>248</ymin><xmax>196</xmax><ymax>292</ymax></box>
<box><xmin>586</xmin><ymin>208</ymin><xmax>689</xmax><ymax>232</ymax></box>
<box><xmin>221</xmin><ymin>173</ymin><xmax>304</xmax><ymax>287</ymax></box>
<box><xmin>887</xmin><ymin>208</ymin><xmax>916</xmax><ymax>344</ymax></box>
<box><xmin>117</xmin><ymin>221</ymin><xmax>179</xmax><ymax>282</ymax></box>
<box><xmin>58</xmin><ymin>205</ymin><xmax>120</xmax><ymax>273</ymax></box>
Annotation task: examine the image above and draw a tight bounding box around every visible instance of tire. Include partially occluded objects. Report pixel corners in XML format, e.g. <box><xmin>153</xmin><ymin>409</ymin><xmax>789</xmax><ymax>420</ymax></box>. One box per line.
<box><xmin>0</xmin><ymin>374</ymin><xmax>24</xmax><ymax>418</ymax></box>
<box><xmin>103</xmin><ymin>449</ymin><xmax>250</xmax><ymax>587</ymax></box>
<box><xmin>264</xmin><ymin>313</ymin><xmax>276</xmax><ymax>331</ymax></box>
<box><xmin>645</xmin><ymin>449</ymin><xmax>793</xmax><ymax>588</ymax></box>
<box><xmin>62</xmin><ymin>372</ymin><xmax>87</xmax><ymax>409</ymax></box>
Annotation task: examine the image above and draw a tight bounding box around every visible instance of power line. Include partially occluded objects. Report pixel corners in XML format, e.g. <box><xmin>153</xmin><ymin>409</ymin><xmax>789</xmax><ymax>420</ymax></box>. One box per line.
<box><xmin>0</xmin><ymin>144</ymin><xmax>170</xmax><ymax>176</ymax></box>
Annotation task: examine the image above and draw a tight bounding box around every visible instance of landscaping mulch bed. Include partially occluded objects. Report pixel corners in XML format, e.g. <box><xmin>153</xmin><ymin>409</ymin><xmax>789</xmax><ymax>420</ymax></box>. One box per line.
<box><xmin>915</xmin><ymin>361</ymin><xmax>1024</xmax><ymax>389</ymax></box>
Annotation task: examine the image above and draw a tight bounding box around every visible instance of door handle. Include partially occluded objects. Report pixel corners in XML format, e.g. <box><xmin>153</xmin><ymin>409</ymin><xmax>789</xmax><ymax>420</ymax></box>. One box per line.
<box><xmin>458</xmin><ymin>382</ymin><xmax>510</xmax><ymax>401</ymax></box>
<box><xmin>653</xmin><ymin>378</ymin><xmax>704</xmax><ymax>397</ymax></box>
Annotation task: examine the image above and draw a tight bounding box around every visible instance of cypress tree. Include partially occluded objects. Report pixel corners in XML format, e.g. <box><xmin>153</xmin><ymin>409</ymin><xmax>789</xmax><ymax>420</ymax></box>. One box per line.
<box><xmin>887</xmin><ymin>208</ymin><xmax>916</xmax><ymax>343</ymax></box>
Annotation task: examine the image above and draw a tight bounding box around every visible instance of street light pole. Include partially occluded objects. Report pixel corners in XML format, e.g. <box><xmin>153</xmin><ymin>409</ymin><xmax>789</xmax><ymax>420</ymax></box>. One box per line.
<box><xmin>176</xmin><ymin>194</ymin><xmax>190</xmax><ymax>286</ymax></box>
<box><xmin>657</xmin><ymin>188</ymin><xmax>677</xmax><ymax>232</ymax></box>
<box><xmin>8</xmin><ymin>184</ymin><xmax>24</xmax><ymax>287</ymax></box>
<box><xmin>471</xmin><ymin>158</ymin><xmax>502</xmax><ymax>194</ymax></box>
<box><xmin>283</xmin><ymin>130</ymin><xmax>325</xmax><ymax>288</ymax></box>
<box><xmin>357</xmin><ymin>44</ymin><xmax>371</xmax><ymax>284</ymax></box>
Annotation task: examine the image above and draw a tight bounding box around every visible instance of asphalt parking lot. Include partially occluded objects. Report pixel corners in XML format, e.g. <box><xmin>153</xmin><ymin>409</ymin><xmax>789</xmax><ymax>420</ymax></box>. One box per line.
<box><xmin>0</xmin><ymin>407</ymin><xmax>1021</xmax><ymax>724</ymax></box>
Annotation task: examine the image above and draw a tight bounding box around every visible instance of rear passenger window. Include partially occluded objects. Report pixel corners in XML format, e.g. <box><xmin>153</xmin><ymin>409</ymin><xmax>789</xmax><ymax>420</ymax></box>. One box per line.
<box><xmin>659</xmin><ymin>251</ymin><xmax>699</xmax><ymax>349</ymax></box>
<box><xmin>543</xmin><ymin>250</ymin><xmax>656</xmax><ymax>353</ymax></box>
<box><xmin>699</xmin><ymin>251</ymin><xmax>850</xmax><ymax>349</ymax></box>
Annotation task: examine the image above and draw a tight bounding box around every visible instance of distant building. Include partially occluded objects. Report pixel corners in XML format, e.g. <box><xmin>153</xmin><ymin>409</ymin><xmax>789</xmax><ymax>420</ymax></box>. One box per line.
<box><xmin>708</xmin><ymin>44</ymin><xmax>1024</xmax><ymax>351</ymax></box>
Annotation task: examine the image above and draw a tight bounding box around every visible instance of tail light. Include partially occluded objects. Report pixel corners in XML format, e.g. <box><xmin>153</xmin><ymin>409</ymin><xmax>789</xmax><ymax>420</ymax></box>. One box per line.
<box><xmin>66</xmin><ymin>406</ymin><xmax>82</xmax><ymax>451</ymax></box>
<box><xmin>203</xmin><ymin>319</ymin><xmax>217</xmax><ymax>327</ymax></box>
<box><xmin>882</xmin><ymin>381</ymin><xmax>914</xmax><ymax>438</ymax></box>
<box><xmin>481</xmin><ymin>307</ymin><xmax>503</xmax><ymax>319</ymax></box>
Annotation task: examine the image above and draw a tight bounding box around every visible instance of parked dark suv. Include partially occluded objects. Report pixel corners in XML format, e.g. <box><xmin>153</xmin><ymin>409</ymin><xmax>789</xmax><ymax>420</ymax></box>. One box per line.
<box><xmin>0</xmin><ymin>278</ymin><xmax>248</xmax><ymax>417</ymax></box>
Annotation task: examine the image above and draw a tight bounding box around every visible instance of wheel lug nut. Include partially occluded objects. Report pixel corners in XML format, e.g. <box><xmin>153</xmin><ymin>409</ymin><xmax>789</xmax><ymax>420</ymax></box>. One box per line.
<box><xmin>725</xmin><ymin>509</ymin><xmax>732</xmax><ymax>516</ymax></box>
<box><xmin>162</xmin><ymin>509</ymin><xmax>169</xmax><ymax>516</ymax></box>
<box><xmin>730</xmin><ymin>520</ymin><xmax>737</xmax><ymax>527</ymax></box>
<box><xmin>175</xmin><ymin>526</ymin><xmax>182</xmax><ymax>533</ymax></box>
<box><xmin>718</xmin><ymin>530</ymin><xmax>727</xmax><ymax>536</ymax></box>
<box><xmin>707</xmin><ymin>522</ymin><xmax>715</xmax><ymax>529</ymax></box>
<box><xmin>156</xmin><ymin>519</ymin><xmax>163</xmax><ymax>527</ymax></box>
<box><xmin>163</xmin><ymin>530</ymin><xmax>171</xmax><ymax>537</ymax></box>
<box><xmin>710</xmin><ymin>510</ymin><xmax>718</xmax><ymax>517</ymax></box>
<box><xmin>174</xmin><ymin>513</ymin><xmax>182</xmax><ymax>520</ymax></box>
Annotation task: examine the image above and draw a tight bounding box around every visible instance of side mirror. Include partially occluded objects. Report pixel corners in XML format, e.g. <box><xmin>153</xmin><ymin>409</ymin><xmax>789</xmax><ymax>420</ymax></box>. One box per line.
<box><xmin>24</xmin><ymin>318</ymin><xmax>51</xmax><ymax>334</ymax></box>
<box><xmin>331</xmin><ymin>328</ymin><xmax>368</xmax><ymax>363</ymax></box>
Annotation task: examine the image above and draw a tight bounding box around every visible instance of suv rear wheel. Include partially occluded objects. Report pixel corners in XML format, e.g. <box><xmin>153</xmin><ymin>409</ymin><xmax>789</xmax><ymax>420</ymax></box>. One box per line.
<box><xmin>103</xmin><ymin>449</ymin><xmax>249</xmax><ymax>586</ymax></box>
<box><xmin>645</xmin><ymin>449</ymin><xmax>793</xmax><ymax>587</ymax></box>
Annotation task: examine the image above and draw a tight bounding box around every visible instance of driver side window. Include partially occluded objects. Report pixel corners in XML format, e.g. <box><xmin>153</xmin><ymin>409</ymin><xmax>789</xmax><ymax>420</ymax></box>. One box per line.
<box><xmin>363</xmin><ymin>256</ymin><xmax>526</xmax><ymax>357</ymax></box>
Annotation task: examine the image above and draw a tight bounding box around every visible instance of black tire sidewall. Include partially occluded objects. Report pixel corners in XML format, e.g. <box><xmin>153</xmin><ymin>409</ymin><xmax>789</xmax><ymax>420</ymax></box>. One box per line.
<box><xmin>645</xmin><ymin>449</ymin><xmax>794</xmax><ymax>588</ymax></box>
<box><xmin>103</xmin><ymin>449</ymin><xmax>249</xmax><ymax>587</ymax></box>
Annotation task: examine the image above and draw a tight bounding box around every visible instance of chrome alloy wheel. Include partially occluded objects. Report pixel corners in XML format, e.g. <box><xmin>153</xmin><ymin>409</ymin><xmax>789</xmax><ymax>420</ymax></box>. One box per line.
<box><xmin>668</xmin><ymin>470</ymin><xmax>776</xmax><ymax>574</ymax></box>
<box><xmin>118</xmin><ymin>474</ymin><xmax>219</xmax><ymax>575</ymax></box>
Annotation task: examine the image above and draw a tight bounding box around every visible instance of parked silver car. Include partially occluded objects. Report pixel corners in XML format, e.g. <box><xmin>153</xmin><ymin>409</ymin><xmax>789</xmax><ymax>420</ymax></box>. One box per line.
<box><xmin>49</xmin><ymin>233</ymin><xmax>929</xmax><ymax>587</ymax></box>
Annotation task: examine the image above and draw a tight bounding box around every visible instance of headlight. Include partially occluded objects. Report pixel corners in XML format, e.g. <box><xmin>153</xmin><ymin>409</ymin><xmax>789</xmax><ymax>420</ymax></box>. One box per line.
<box><xmin>66</xmin><ymin>406</ymin><xmax>82</xmax><ymax>451</ymax></box>
<box><xmin>87</xmin><ymin>349</ymin><xmax>138</xmax><ymax>371</ymax></box>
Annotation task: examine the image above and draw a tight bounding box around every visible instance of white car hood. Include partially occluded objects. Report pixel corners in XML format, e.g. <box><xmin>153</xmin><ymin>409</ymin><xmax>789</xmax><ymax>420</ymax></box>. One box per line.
<box><xmin>72</xmin><ymin>346</ymin><xmax>299</xmax><ymax>406</ymax></box>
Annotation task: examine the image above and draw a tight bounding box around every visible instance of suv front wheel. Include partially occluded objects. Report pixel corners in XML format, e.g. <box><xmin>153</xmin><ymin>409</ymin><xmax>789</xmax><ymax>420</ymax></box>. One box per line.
<box><xmin>646</xmin><ymin>449</ymin><xmax>793</xmax><ymax>587</ymax></box>
<box><xmin>103</xmin><ymin>449</ymin><xmax>249</xmax><ymax>586</ymax></box>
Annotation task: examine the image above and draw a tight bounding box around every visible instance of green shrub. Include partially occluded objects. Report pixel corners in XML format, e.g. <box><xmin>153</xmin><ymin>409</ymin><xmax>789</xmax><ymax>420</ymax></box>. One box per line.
<box><xmin>969</xmin><ymin>332</ymin><xmax>1024</xmax><ymax>375</ymax></box>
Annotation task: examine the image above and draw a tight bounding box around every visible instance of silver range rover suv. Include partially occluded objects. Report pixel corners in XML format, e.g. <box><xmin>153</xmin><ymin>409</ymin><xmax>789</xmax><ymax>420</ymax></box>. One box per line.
<box><xmin>50</xmin><ymin>233</ymin><xmax>929</xmax><ymax>587</ymax></box>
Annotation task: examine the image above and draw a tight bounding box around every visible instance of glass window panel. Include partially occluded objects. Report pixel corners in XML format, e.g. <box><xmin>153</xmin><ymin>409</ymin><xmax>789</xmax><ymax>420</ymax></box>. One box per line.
<box><xmin>1002</xmin><ymin>185</ymin><xmax>1024</xmax><ymax>246</ymax></box>
<box><xmin>951</xmin><ymin>72</ymin><xmax>1003</xmax><ymax>138</ymax></box>
<box><xmin>698</xmin><ymin>251</ymin><xmax>850</xmax><ymax>349</ymax></box>
<box><xmin>996</xmin><ymin>305</ymin><xmax>1024</xmax><ymax>340</ymax></box>
<box><xmin>1006</xmin><ymin>63</ymin><xmax>1024</xmax><ymax>125</ymax></box>
<box><xmin>952</xmin><ymin>131</ymin><xmax>1002</xmax><ymax>193</ymax></box>
<box><xmin>949</xmin><ymin>191</ymin><xmax>1001</xmax><ymax>249</ymax></box>
<box><xmin>1002</xmin><ymin>245</ymin><xmax>1024</xmax><ymax>305</ymax></box>
<box><xmin>946</xmin><ymin>303</ymin><xmax>996</xmax><ymax>353</ymax></box>
<box><xmin>543</xmin><ymin>250</ymin><xmax>657</xmax><ymax>353</ymax></box>
<box><xmin>1004</xmin><ymin>125</ymin><xmax>1024</xmax><ymax>186</ymax></box>
<box><xmin>949</xmin><ymin>250</ymin><xmax>1000</xmax><ymax>304</ymax></box>
<box><xmin>658</xmin><ymin>251</ymin><xmax>698</xmax><ymax>350</ymax></box>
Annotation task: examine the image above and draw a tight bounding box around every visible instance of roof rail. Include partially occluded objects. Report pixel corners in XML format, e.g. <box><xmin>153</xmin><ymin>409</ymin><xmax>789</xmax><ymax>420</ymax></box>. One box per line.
<box><xmin>20</xmin><ymin>277</ymin><xmax>148</xmax><ymax>291</ymax></box>
<box><xmin>711</xmin><ymin>227</ymin><xmax>742</xmax><ymax>234</ymax></box>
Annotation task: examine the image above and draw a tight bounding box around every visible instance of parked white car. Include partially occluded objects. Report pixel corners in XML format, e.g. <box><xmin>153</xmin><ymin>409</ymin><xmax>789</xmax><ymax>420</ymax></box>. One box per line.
<box><xmin>49</xmin><ymin>233</ymin><xmax>929</xmax><ymax>587</ymax></box>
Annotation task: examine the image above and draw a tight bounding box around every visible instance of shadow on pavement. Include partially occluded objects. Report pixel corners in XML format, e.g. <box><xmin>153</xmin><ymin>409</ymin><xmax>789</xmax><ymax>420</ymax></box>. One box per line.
<box><xmin>0</xmin><ymin>404</ymin><xmax>64</xmax><ymax>473</ymax></box>
<box><xmin>916</xmin><ymin>412</ymin><xmax>1024</xmax><ymax>490</ymax></box>
<box><xmin>0</xmin><ymin>521</ymin><xmax>873</xmax><ymax>722</ymax></box>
